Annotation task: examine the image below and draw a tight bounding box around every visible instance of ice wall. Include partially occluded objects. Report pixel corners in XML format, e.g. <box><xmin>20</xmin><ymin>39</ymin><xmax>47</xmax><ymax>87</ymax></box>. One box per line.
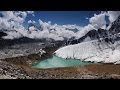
<box><xmin>55</xmin><ymin>40</ymin><xmax>120</xmax><ymax>64</ymax></box>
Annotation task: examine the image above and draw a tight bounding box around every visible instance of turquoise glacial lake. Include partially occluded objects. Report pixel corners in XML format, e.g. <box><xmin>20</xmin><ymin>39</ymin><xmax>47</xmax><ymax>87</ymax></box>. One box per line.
<box><xmin>32</xmin><ymin>55</ymin><xmax>92</xmax><ymax>69</ymax></box>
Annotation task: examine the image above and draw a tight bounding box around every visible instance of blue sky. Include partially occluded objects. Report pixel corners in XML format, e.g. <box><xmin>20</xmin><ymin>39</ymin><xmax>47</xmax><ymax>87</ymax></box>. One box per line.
<box><xmin>24</xmin><ymin>11</ymin><xmax>101</xmax><ymax>27</ymax></box>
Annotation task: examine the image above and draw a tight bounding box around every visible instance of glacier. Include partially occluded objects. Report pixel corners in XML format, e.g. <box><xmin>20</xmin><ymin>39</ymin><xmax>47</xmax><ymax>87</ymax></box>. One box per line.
<box><xmin>55</xmin><ymin>40</ymin><xmax>120</xmax><ymax>64</ymax></box>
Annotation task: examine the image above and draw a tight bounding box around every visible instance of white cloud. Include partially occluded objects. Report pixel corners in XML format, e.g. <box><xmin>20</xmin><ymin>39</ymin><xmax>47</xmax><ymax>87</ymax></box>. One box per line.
<box><xmin>0</xmin><ymin>11</ymin><xmax>27</xmax><ymax>30</ymax></box>
<box><xmin>107</xmin><ymin>11</ymin><xmax>120</xmax><ymax>23</ymax></box>
<box><xmin>27</xmin><ymin>11</ymin><xmax>34</xmax><ymax>16</ymax></box>
<box><xmin>28</xmin><ymin>20</ymin><xmax>32</xmax><ymax>24</ymax></box>
<box><xmin>89</xmin><ymin>13</ymin><xmax>106</xmax><ymax>29</ymax></box>
<box><xmin>27</xmin><ymin>20</ymin><xmax>78</xmax><ymax>40</ymax></box>
<box><xmin>38</xmin><ymin>19</ymin><xmax>51</xmax><ymax>29</ymax></box>
<box><xmin>27</xmin><ymin>11</ymin><xmax>34</xmax><ymax>14</ymax></box>
<box><xmin>29</xmin><ymin>26</ymin><xmax>36</xmax><ymax>32</ymax></box>
<box><xmin>28</xmin><ymin>20</ymin><xmax>36</xmax><ymax>24</ymax></box>
<box><xmin>0</xmin><ymin>11</ymin><xmax>29</xmax><ymax>39</ymax></box>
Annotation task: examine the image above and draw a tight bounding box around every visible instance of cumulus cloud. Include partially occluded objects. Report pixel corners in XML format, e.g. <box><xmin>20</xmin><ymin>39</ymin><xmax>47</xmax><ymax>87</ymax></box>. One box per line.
<box><xmin>27</xmin><ymin>11</ymin><xmax>34</xmax><ymax>14</ymax></box>
<box><xmin>27</xmin><ymin>11</ymin><xmax>35</xmax><ymax>16</ymax></box>
<box><xmin>28</xmin><ymin>20</ymin><xmax>36</xmax><ymax>24</ymax></box>
<box><xmin>89</xmin><ymin>12</ymin><xmax>107</xmax><ymax>29</ymax></box>
<box><xmin>107</xmin><ymin>11</ymin><xmax>120</xmax><ymax>23</ymax></box>
<box><xmin>38</xmin><ymin>19</ymin><xmax>51</xmax><ymax>30</ymax></box>
<box><xmin>0</xmin><ymin>11</ymin><xmax>27</xmax><ymax>30</ymax></box>
<box><xmin>0</xmin><ymin>11</ymin><xmax>30</xmax><ymax>40</ymax></box>
<box><xmin>27</xmin><ymin>20</ymin><xmax>78</xmax><ymax>40</ymax></box>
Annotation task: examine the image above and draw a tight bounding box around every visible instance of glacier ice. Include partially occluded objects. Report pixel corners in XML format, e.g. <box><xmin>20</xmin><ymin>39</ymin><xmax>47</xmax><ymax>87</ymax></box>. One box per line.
<box><xmin>55</xmin><ymin>40</ymin><xmax>120</xmax><ymax>64</ymax></box>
